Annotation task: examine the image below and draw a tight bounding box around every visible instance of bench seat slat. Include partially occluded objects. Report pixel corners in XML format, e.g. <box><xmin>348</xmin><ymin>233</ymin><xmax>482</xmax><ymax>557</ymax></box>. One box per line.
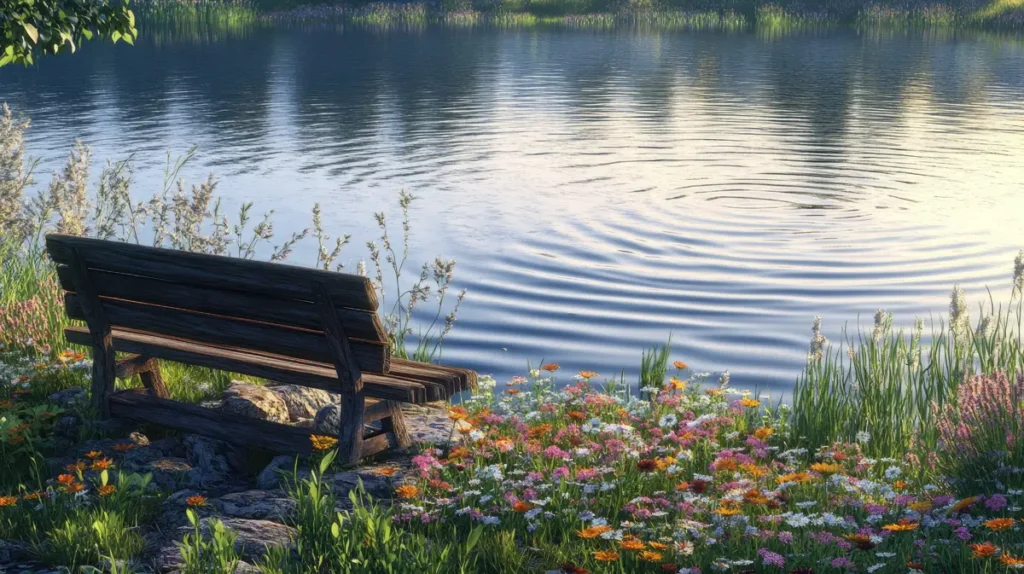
<box><xmin>57</xmin><ymin>266</ymin><xmax>387</xmax><ymax>343</ymax></box>
<box><xmin>64</xmin><ymin>327</ymin><xmax>430</xmax><ymax>403</ymax></box>
<box><xmin>46</xmin><ymin>234</ymin><xmax>378</xmax><ymax>311</ymax></box>
<box><xmin>63</xmin><ymin>295</ymin><xmax>390</xmax><ymax>374</ymax></box>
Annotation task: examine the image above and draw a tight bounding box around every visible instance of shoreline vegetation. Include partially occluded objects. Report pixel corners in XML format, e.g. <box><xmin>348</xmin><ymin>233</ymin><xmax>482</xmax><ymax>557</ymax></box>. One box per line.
<box><xmin>128</xmin><ymin>0</ymin><xmax>1024</xmax><ymax>34</ymax></box>
<box><xmin>2</xmin><ymin>101</ymin><xmax>1024</xmax><ymax>572</ymax></box>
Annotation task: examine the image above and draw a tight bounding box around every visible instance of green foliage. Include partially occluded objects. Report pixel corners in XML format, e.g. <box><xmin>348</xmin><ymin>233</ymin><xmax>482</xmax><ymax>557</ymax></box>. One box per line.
<box><xmin>38</xmin><ymin>509</ymin><xmax>146</xmax><ymax>570</ymax></box>
<box><xmin>639</xmin><ymin>334</ymin><xmax>671</xmax><ymax>395</ymax></box>
<box><xmin>179</xmin><ymin>508</ymin><xmax>241</xmax><ymax>574</ymax></box>
<box><xmin>791</xmin><ymin>280</ymin><xmax>1024</xmax><ymax>460</ymax></box>
<box><xmin>0</xmin><ymin>0</ymin><xmax>138</xmax><ymax>67</ymax></box>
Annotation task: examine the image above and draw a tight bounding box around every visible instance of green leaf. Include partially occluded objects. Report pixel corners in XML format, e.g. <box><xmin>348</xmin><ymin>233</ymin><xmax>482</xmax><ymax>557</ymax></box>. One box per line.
<box><xmin>82</xmin><ymin>28</ymin><xmax>93</xmax><ymax>40</ymax></box>
<box><xmin>22</xmin><ymin>23</ymin><xmax>38</xmax><ymax>44</ymax></box>
<box><xmin>111</xmin><ymin>30</ymin><xmax>121</xmax><ymax>43</ymax></box>
<box><xmin>123</xmin><ymin>32</ymin><xmax>133</xmax><ymax>46</ymax></box>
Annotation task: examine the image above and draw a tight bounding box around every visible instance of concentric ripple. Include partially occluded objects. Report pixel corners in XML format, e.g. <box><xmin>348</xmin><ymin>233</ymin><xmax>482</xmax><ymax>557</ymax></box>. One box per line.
<box><xmin>2</xmin><ymin>26</ymin><xmax>1023</xmax><ymax>394</ymax></box>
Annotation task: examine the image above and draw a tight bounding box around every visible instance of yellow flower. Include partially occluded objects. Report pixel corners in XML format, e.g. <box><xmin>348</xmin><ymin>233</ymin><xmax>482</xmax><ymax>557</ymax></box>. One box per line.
<box><xmin>668</xmin><ymin>377</ymin><xmax>687</xmax><ymax>390</ymax></box>
<box><xmin>394</xmin><ymin>485</ymin><xmax>420</xmax><ymax>499</ymax></box>
<box><xmin>648</xmin><ymin>541</ymin><xmax>669</xmax><ymax>550</ymax></box>
<box><xmin>85</xmin><ymin>450</ymin><xmax>104</xmax><ymax>460</ymax></box>
<box><xmin>593</xmin><ymin>551</ymin><xmax>620</xmax><ymax>562</ymax></box>
<box><xmin>881</xmin><ymin>521</ymin><xmax>919</xmax><ymax>532</ymax></box>
<box><xmin>578</xmin><ymin>371</ymin><xmax>599</xmax><ymax>380</ymax></box>
<box><xmin>739</xmin><ymin>398</ymin><xmax>760</xmax><ymax>408</ymax></box>
<box><xmin>0</xmin><ymin>496</ymin><xmax>18</xmax><ymax>507</ymax></box>
<box><xmin>777</xmin><ymin>472</ymin><xmax>812</xmax><ymax>484</ymax></box>
<box><xmin>753</xmin><ymin>427</ymin><xmax>774</xmax><ymax>440</ymax></box>
<box><xmin>908</xmin><ymin>501</ymin><xmax>933</xmax><ymax>513</ymax></box>
<box><xmin>310</xmin><ymin>435</ymin><xmax>338</xmax><ymax>451</ymax></box>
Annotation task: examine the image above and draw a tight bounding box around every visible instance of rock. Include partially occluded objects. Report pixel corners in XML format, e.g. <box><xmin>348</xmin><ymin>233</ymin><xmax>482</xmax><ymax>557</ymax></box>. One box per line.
<box><xmin>0</xmin><ymin>539</ymin><xmax>30</xmax><ymax>564</ymax></box>
<box><xmin>219</xmin><ymin>382</ymin><xmax>289</xmax><ymax>424</ymax></box>
<box><xmin>129</xmin><ymin>431</ymin><xmax>151</xmax><ymax>446</ymax></box>
<box><xmin>215</xmin><ymin>490</ymin><xmax>297</xmax><ymax>522</ymax></box>
<box><xmin>140</xmin><ymin>458</ymin><xmax>194</xmax><ymax>491</ymax></box>
<box><xmin>47</xmin><ymin>387</ymin><xmax>87</xmax><ymax>407</ymax></box>
<box><xmin>191</xmin><ymin>518</ymin><xmax>296</xmax><ymax>562</ymax></box>
<box><xmin>184</xmin><ymin>435</ymin><xmax>246</xmax><ymax>489</ymax></box>
<box><xmin>268</xmin><ymin>384</ymin><xmax>338</xmax><ymax>421</ymax></box>
<box><xmin>400</xmin><ymin>402</ymin><xmax>453</xmax><ymax>446</ymax></box>
<box><xmin>257</xmin><ymin>455</ymin><xmax>309</xmax><ymax>491</ymax></box>
<box><xmin>52</xmin><ymin>415</ymin><xmax>81</xmax><ymax>440</ymax></box>
<box><xmin>312</xmin><ymin>403</ymin><xmax>341</xmax><ymax>435</ymax></box>
<box><xmin>325</xmin><ymin>467</ymin><xmax>397</xmax><ymax>501</ymax></box>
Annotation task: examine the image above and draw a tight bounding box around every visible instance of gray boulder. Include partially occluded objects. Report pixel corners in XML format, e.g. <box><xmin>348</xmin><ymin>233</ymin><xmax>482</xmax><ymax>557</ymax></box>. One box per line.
<box><xmin>219</xmin><ymin>382</ymin><xmax>290</xmax><ymax>424</ymax></box>
<box><xmin>268</xmin><ymin>384</ymin><xmax>338</xmax><ymax>421</ymax></box>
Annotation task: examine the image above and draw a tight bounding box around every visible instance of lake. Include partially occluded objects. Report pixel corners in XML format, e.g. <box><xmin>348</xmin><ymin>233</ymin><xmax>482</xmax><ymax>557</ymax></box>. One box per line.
<box><xmin>2</xmin><ymin>24</ymin><xmax>1024</xmax><ymax>394</ymax></box>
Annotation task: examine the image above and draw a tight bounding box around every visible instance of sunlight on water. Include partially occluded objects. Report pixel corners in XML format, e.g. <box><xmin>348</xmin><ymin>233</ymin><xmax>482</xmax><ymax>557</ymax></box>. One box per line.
<box><xmin>2</xmin><ymin>27</ymin><xmax>1023</xmax><ymax>392</ymax></box>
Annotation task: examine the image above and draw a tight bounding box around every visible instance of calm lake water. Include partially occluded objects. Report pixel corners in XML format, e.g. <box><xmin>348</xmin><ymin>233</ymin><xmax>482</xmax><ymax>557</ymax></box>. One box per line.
<box><xmin>3</xmin><ymin>24</ymin><xmax>1024</xmax><ymax>394</ymax></box>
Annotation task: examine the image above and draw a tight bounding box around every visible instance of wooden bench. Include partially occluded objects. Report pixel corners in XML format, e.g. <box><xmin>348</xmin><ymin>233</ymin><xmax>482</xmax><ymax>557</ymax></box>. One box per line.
<box><xmin>46</xmin><ymin>234</ymin><xmax>476</xmax><ymax>464</ymax></box>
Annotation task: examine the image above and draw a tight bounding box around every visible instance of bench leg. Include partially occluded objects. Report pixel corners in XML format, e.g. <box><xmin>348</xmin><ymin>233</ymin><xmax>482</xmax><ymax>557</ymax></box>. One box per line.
<box><xmin>338</xmin><ymin>391</ymin><xmax>366</xmax><ymax>465</ymax></box>
<box><xmin>381</xmin><ymin>401</ymin><xmax>412</xmax><ymax>449</ymax></box>
<box><xmin>90</xmin><ymin>343</ymin><xmax>116</xmax><ymax>419</ymax></box>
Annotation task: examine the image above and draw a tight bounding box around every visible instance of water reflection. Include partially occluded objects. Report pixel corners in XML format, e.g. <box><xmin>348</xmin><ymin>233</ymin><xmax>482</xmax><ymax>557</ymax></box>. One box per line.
<box><xmin>2</xmin><ymin>25</ymin><xmax>1023</xmax><ymax>393</ymax></box>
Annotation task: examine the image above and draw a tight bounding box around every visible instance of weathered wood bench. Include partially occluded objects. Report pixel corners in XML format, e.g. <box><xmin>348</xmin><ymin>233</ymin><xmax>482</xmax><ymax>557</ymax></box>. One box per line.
<box><xmin>46</xmin><ymin>234</ymin><xmax>476</xmax><ymax>464</ymax></box>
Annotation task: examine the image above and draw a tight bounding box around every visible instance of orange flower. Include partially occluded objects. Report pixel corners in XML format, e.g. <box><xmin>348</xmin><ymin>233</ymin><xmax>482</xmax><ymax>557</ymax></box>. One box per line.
<box><xmin>843</xmin><ymin>534</ymin><xmax>877</xmax><ymax>550</ymax></box>
<box><xmin>541</xmin><ymin>363</ymin><xmax>559</xmax><ymax>372</ymax></box>
<box><xmin>1001</xmin><ymin>554</ymin><xmax>1024</xmax><ymax>567</ymax></box>
<box><xmin>506</xmin><ymin>389</ymin><xmax>520</xmax><ymax>396</ymax></box>
<box><xmin>394</xmin><ymin>485</ymin><xmax>420</xmax><ymax>499</ymax></box>
<box><xmin>376</xmin><ymin>468</ymin><xmax>398</xmax><ymax>477</ymax></box>
<box><xmin>713</xmin><ymin>458</ymin><xmax>739</xmax><ymax>472</ymax></box>
<box><xmin>91</xmin><ymin>458</ymin><xmax>113</xmax><ymax>471</ymax></box>
<box><xmin>739</xmin><ymin>398</ymin><xmax>760</xmax><ymax>408</ymax></box>
<box><xmin>881</xmin><ymin>520</ymin><xmax>919</xmax><ymax>532</ymax></box>
<box><xmin>753</xmin><ymin>427</ymin><xmax>774</xmax><ymax>440</ymax></box>
<box><xmin>593</xmin><ymin>550</ymin><xmax>620</xmax><ymax>562</ymax></box>
<box><xmin>673</xmin><ymin>361</ymin><xmax>688</xmax><ymax>370</ymax></box>
<box><xmin>527</xmin><ymin>424</ymin><xmax>553</xmax><ymax>439</ymax></box>
<box><xmin>567</xmin><ymin>410</ymin><xmax>587</xmax><ymax>421</ymax></box>
<box><xmin>705</xmin><ymin>388</ymin><xmax>724</xmax><ymax>397</ymax></box>
<box><xmin>619</xmin><ymin>539</ymin><xmax>646</xmax><ymax>551</ymax></box>
<box><xmin>22</xmin><ymin>491</ymin><xmax>43</xmax><ymax>501</ymax></box>
<box><xmin>577</xmin><ymin>525</ymin><xmax>613</xmax><ymax>539</ymax></box>
<box><xmin>742</xmin><ymin>489</ymin><xmax>770</xmax><ymax>505</ymax></box>
<box><xmin>648</xmin><ymin>541</ymin><xmax>669</xmax><ymax>550</ymax></box>
<box><xmin>98</xmin><ymin>485</ymin><xmax>116</xmax><ymax>496</ymax></box>
<box><xmin>57</xmin><ymin>474</ymin><xmax>76</xmax><ymax>485</ymax></box>
<box><xmin>810</xmin><ymin>462</ymin><xmax>843</xmax><ymax>476</ymax></box>
<box><xmin>639</xmin><ymin>551</ymin><xmax>663</xmax><ymax>562</ymax></box>
<box><xmin>64</xmin><ymin>482</ymin><xmax>84</xmax><ymax>493</ymax></box>
<box><xmin>447</xmin><ymin>407</ymin><xmax>469</xmax><ymax>421</ymax></box>
<box><xmin>65</xmin><ymin>461</ymin><xmax>86</xmax><ymax>473</ymax></box>
<box><xmin>893</xmin><ymin>480</ymin><xmax>908</xmax><ymax>491</ymax></box>
<box><xmin>513</xmin><ymin>501</ymin><xmax>535</xmax><ymax>513</ymax></box>
<box><xmin>777</xmin><ymin>472</ymin><xmax>812</xmax><ymax>484</ymax></box>
<box><xmin>0</xmin><ymin>496</ymin><xmax>17</xmax><ymax>507</ymax></box>
<box><xmin>85</xmin><ymin>450</ymin><xmax>104</xmax><ymax>460</ymax></box>
<box><xmin>668</xmin><ymin>377</ymin><xmax>686</xmax><ymax>390</ymax></box>
<box><xmin>186</xmin><ymin>495</ymin><xmax>208</xmax><ymax>507</ymax></box>
<box><xmin>578</xmin><ymin>371</ymin><xmax>599</xmax><ymax>380</ymax></box>
<box><xmin>984</xmin><ymin>518</ymin><xmax>1016</xmax><ymax>532</ymax></box>
<box><xmin>715</xmin><ymin>506</ymin><xmax>741</xmax><ymax>517</ymax></box>
<box><xmin>970</xmin><ymin>542</ymin><xmax>999</xmax><ymax>559</ymax></box>
<box><xmin>113</xmin><ymin>443</ymin><xmax>137</xmax><ymax>452</ymax></box>
<box><xmin>493</xmin><ymin>438</ymin><xmax>514</xmax><ymax>452</ymax></box>
<box><xmin>310</xmin><ymin>435</ymin><xmax>338</xmax><ymax>451</ymax></box>
<box><xmin>740</xmin><ymin>463</ymin><xmax>770</xmax><ymax>479</ymax></box>
<box><xmin>952</xmin><ymin>496</ymin><xmax>980</xmax><ymax>513</ymax></box>
<box><xmin>675</xmin><ymin>481</ymin><xmax>690</xmax><ymax>492</ymax></box>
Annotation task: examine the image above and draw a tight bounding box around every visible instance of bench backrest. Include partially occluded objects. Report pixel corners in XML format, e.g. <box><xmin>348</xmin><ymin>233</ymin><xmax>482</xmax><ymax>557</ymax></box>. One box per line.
<box><xmin>46</xmin><ymin>234</ymin><xmax>391</xmax><ymax>374</ymax></box>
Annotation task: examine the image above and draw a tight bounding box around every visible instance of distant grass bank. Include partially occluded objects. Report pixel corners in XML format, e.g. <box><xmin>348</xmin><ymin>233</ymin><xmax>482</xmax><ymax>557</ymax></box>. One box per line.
<box><xmin>132</xmin><ymin>0</ymin><xmax>1024</xmax><ymax>31</ymax></box>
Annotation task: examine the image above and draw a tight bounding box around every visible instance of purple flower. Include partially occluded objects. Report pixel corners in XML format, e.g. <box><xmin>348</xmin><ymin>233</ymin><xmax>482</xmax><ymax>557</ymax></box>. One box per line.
<box><xmin>758</xmin><ymin>548</ymin><xmax>785</xmax><ymax>567</ymax></box>
<box><xmin>954</xmin><ymin>526</ymin><xmax>972</xmax><ymax>541</ymax></box>
<box><xmin>777</xmin><ymin>531</ymin><xmax>794</xmax><ymax>544</ymax></box>
<box><xmin>831</xmin><ymin>557</ymin><xmax>855</xmax><ymax>569</ymax></box>
<box><xmin>985</xmin><ymin>494</ymin><xmax>1008</xmax><ymax>511</ymax></box>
